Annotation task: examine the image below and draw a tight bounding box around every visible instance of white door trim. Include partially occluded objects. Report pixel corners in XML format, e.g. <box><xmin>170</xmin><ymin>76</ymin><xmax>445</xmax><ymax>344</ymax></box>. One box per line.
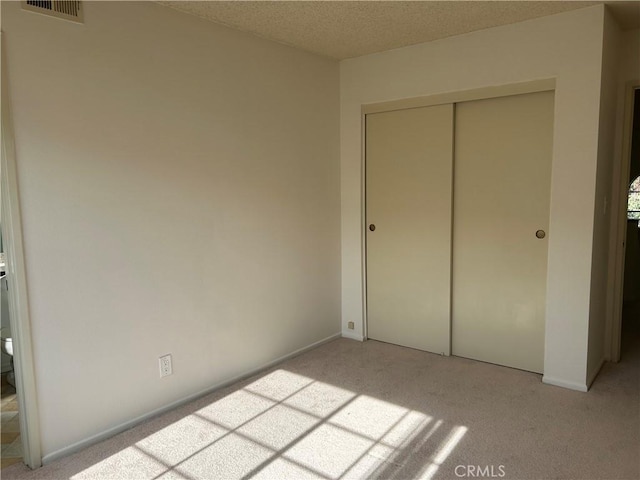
<box><xmin>360</xmin><ymin>108</ymin><xmax>368</xmax><ymax>342</ymax></box>
<box><xmin>1</xmin><ymin>32</ymin><xmax>43</xmax><ymax>469</ymax></box>
<box><xmin>607</xmin><ymin>81</ymin><xmax>640</xmax><ymax>363</ymax></box>
<box><xmin>362</xmin><ymin>78</ymin><xmax>555</xmax><ymax>115</ymax></box>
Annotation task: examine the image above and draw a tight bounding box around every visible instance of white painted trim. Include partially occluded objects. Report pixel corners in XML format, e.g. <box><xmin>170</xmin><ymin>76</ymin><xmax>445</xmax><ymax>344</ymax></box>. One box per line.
<box><xmin>362</xmin><ymin>78</ymin><xmax>556</xmax><ymax>115</ymax></box>
<box><xmin>360</xmin><ymin>109</ymin><xmax>368</xmax><ymax>341</ymax></box>
<box><xmin>42</xmin><ymin>332</ymin><xmax>342</xmax><ymax>465</ymax></box>
<box><xmin>608</xmin><ymin>81</ymin><xmax>640</xmax><ymax>363</ymax></box>
<box><xmin>342</xmin><ymin>331</ymin><xmax>365</xmax><ymax>342</ymax></box>
<box><xmin>587</xmin><ymin>357</ymin><xmax>606</xmax><ymax>389</ymax></box>
<box><xmin>1</xmin><ymin>32</ymin><xmax>43</xmax><ymax>469</ymax></box>
<box><xmin>542</xmin><ymin>375</ymin><xmax>588</xmax><ymax>392</ymax></box>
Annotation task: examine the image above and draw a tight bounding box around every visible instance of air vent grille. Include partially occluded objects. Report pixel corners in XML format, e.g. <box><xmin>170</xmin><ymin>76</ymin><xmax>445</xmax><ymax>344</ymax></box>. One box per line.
<box><xmin>22</xmin><ymin>1</ymin><xmax>83</xmax><ymax>23</ymax></box>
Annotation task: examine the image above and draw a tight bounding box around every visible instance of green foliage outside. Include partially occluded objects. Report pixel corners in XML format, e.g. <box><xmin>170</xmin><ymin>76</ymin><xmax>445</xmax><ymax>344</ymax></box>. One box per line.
<box><xmin>629</xmin><ymin>176</ymin><xmax>640</xmax><ymax>220</ymax></box>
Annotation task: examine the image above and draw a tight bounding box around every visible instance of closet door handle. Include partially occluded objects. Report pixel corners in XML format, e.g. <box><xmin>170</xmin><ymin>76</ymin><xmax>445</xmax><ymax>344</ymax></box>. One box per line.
<box><xmin>536</xmin><ymin>230</ymin><xmax>546</xmax><ymax>239</ymax></box>
<box><xmin>369</xmin><ymin>224</ymin><xmax>376</xmax><ymax>232</ymax></box>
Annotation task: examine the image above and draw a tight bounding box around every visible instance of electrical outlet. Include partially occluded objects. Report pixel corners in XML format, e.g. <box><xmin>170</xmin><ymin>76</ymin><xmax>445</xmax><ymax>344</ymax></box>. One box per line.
<box><xmin>159</xmin><ymin>354</ymin><xmax>172</xmax><ymax>378</ymax></box>
<box><xmin>348</xmin><ymin>321</ymin><xmax>354</xmax><ymax>330</ymax></box>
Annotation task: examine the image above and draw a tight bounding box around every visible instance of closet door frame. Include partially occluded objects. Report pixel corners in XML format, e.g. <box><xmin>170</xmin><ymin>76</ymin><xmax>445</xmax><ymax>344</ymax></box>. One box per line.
<box><xmin>360</xmin><ymin>79</ymin><xmax>555</xmax><ymax>358</ymax></box>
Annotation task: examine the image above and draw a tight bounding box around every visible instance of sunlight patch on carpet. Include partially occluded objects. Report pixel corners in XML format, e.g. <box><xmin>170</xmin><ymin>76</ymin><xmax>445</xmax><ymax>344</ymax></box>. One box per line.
<box><xmin>71</xmin><ymin>369</ymin><xmax>468</xmax><ymax>479</ymax></box>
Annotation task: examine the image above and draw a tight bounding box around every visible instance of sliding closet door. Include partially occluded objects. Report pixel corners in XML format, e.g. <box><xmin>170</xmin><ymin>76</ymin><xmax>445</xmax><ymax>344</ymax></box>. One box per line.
<box><xmin>452</xmin><ymin>91</ymin><xmax>554</xmax><ymax>373</ymax></box>
<box><xmin>366</xmin><ymin>104</ymin><xmax>454</xmax><ymax>354</ymax></box>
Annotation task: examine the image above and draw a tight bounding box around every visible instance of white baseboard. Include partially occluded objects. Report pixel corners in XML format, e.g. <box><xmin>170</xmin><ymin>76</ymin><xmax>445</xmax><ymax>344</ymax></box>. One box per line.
<box><xmin>42</xmin><ymin>332</ymin><xmax>342</xmax><ymax>465</ymax></box>
<box><xmin>542</xmin><ymin>375</ymin><xmax>588</xmax><ymax>392</ymax></box>
<box><xmin>586</xmin><ymin>357</ymin><xmax>605</xmax><ymax>389</ymax></box>
<box><xmin>341</xmin><ymin>331</ymin><xmax>365</xmax><ymax>341</ymax></box>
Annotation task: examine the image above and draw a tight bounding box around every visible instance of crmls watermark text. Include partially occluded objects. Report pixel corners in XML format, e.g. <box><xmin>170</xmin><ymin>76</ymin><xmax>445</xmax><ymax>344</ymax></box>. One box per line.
<box><xmin>454</xmin><ymin>465</ymin><xmax>506</xmax><ymax>478</ymax></box>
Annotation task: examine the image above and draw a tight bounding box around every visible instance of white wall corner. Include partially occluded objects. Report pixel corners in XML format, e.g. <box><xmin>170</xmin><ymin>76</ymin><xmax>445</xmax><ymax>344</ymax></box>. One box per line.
<box><xmin>593</xmin><ymin>5</ymin><xmax>623</xmax><ymax>369</ymax></box>
<box><xmin>341</xmin><ymin>331</ymin><xmax>365</xmax><ymax>341</ymax></box>
<box><xmin>587</xmin><ymin>357</ymin><xmax>606</xmax><ymax>389</ymax></box>
<box><xmin>542</xmin><ymin>375</ymin><xmax>589</xmax><ymax>392</ymax></box>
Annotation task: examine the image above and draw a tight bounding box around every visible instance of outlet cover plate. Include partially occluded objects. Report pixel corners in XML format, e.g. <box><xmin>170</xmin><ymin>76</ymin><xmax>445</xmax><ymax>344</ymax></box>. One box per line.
<box><xmin>159</xmin><ymin>354</ymin><xmax>172</xmax><ymax>378</ymax></box>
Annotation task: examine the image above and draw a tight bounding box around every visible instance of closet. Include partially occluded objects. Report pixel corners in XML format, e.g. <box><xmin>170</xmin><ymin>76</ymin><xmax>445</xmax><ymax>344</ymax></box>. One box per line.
<box><xmin>365</xmin><ymin>90</ymin><xmax>554</xmax><ymax>373</ymax></box>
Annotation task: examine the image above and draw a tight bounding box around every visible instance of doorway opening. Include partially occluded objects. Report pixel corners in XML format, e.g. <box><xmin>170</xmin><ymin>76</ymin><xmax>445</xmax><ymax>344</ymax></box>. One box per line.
<box><xmin>621</xmin><ymin>89</ymin><xmax>640</xmax><ymax>358</ymax></box>
<box><xmin>1</xmin><ymin>42</ymin><xmax>43</xmax><ymax>468</ymax></box>
<box><xmin>1</xmin><ymin>226</ymin><xmax>22</xmax><ymax>469</ymax></box>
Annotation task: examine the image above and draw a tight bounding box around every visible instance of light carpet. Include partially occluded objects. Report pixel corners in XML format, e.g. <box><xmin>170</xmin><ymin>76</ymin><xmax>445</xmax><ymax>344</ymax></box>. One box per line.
<box><xmin>3</xmin><ymin>332</ymin><xmax>639</xmax><ymax>480</ymax></box>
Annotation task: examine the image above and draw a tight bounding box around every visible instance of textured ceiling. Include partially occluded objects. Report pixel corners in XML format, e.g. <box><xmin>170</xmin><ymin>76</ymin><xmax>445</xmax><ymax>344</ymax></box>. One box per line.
<box><xmin>158</xmin><ymin>1</ymin><xmax>640</xmax><ymax>60</ymax></box>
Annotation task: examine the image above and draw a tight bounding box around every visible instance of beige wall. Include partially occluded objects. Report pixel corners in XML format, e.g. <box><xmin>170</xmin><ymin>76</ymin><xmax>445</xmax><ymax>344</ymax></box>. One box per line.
<box><xmin>618</xmin><ymin>29</ymin><xmax>640</xmax><ymax>86</ymax></box>
<box><xmin>2</xmin><ymin>1</ymin><xmax>340</xmax><ymax>460</ymax></box>
<box><xmin>587</xmin><ymin>8</ymin><xmax>622</xmax><ymax>385</ymax></box>
<box><xmin>340</xmin><ymin>6</ymin><xmax>607</xmax><ymax>391</ymax></box>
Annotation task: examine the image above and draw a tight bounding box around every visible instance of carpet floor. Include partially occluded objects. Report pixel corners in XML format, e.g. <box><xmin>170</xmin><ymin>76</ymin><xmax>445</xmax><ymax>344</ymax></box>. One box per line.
<box><xmin>2</xmin><ymin>330</ymin><xmax>639</xmax><ymax>480</ymax></box>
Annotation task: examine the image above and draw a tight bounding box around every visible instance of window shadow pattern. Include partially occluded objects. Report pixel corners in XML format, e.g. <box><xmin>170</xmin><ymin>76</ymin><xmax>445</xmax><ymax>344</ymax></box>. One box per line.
<box><xmin>71</xmin><ymin>369</ymin><xmax>467</xmax><ymax>480</ymax></box>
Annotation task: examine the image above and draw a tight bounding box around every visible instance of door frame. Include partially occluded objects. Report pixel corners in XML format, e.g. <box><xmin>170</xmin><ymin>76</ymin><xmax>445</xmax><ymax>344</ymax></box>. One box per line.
<box><xmin>1</xmin><ymin>33</ymin><xmax>43</xmax><ymax>469</ymax></box>
<box><xmin>361</xmin><ymin>79</ymin><xmax>556</xmax><ymax>347</ymax></box>
<box><xmin>607</xmin><ymin>80</ymin><xmax>640</xmax><ymax>363</ymax></box>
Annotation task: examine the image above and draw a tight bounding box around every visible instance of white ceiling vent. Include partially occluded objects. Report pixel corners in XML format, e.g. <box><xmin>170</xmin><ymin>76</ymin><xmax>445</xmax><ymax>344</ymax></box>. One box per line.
<box><xmin>22</xmin><ymin>1</ymin><xmax>83</xmax><ymax>23</ymax></box>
